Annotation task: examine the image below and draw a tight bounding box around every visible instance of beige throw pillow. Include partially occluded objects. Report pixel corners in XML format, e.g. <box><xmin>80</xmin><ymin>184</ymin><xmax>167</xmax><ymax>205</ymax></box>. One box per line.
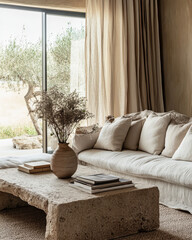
<box><xmin>123</xmin><ymin>118</ymin><xmax>146</xmax><ymax>150</ymax></box>
<box><xmin>172</xmin><ymin>126</ymin><xmax>192</xmax><ymax>161</ymax></box>
<box><xmin>161</xmin><ymin>122</ymin><xmax>191</xmax><ymax>157</ymax></box>
<box><xmin>138</xmin><ymin>113</ymin><xmax>171</xmax><ymax>155</ymax></box>
<box><xmin>72</xmin><ymin>125</ymin><xmax>101</xmax><ymax>154</ymax></box>
<box><xmin>94</xmin><ymin>117</ymin><xmax>132</xmax><ymax>151</ymax></box>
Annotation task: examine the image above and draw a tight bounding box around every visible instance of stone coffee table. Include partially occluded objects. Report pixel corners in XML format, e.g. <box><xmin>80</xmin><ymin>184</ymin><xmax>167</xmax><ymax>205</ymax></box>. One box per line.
<box><xmin>0</xmin><ymin>165</ymin><xmax>159</xmax><ymax>240</ymax></box>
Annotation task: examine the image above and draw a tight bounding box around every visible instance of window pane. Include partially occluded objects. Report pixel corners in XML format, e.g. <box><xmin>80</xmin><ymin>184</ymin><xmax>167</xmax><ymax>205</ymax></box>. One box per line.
<box><xmin>47</xmin><ymin>15</ymin><xmax>85</xmax><ymax>96</ymax></box>
<box><xmin>47</xmin><ymin>15</ymin><xmax>85</xmax><ymax>151</ymax></box>
<box><xmin>0</xmin><ymin>8</ymin><xmax>43</xmax><ymax>156</ymax></box>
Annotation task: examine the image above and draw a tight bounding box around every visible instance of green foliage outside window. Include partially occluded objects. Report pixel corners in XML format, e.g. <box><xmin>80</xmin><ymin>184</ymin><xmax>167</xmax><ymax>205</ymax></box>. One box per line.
<box><xmin>0</xmin><ymin>24</ymin><xmax>85</xmax><ymax>136</ymax></box>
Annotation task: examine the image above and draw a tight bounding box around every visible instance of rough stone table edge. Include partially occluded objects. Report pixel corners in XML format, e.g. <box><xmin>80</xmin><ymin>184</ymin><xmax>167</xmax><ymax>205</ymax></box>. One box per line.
<box><xmin>0</xmin><ymin>179</ymin><xmax>49</xmax><ymax>213</ymax></box>
<box><xmin>0</xmin><ymin>177</ymin><xmax>159</xmax><ymax>213</ymax></box>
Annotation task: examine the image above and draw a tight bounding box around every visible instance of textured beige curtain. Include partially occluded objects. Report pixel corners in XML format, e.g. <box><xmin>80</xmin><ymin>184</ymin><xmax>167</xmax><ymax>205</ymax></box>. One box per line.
<box><xmin>86</xmin><ymin>0</ymin><xmax>164</xmax><ymax>124</ymax></box>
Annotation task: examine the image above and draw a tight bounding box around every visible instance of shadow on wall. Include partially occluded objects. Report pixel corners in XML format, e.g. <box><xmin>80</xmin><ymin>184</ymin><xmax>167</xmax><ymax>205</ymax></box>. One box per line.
<box><xmin>159</xmin><ymin>0</ymin><xmax>192</xmax><ymax>116</ymax></box>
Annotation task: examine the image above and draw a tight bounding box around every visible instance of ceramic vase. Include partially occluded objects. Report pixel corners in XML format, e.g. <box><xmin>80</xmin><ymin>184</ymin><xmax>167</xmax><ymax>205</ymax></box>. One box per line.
<box><xmin>51</xmin><ymin>143</ymin><xmax>77</xmax><ymax>179</ymax></box>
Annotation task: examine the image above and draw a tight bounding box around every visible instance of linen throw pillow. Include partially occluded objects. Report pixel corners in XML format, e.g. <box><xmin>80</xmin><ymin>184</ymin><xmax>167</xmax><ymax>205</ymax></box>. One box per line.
<box><xmin>123</xmin><ymin>118</ymin><xmax>146</xmax><ymax>150</ymax></box>
<box><xmin>72</xmin><ymin>125</ymin><xmax>101</xmax><ymax>154</ymax></box>
<box><xmin>172</xmin><ymin>126</ymin><xmax>192</xmax><ymax>161</ymax></box>
<box><xmin>161</xmin><ymin>121</ymin><xmax>191</xmax><ymax>157</ymax></box>
<box><xmin>94</xmin><ymin>117</ymin><xmax>132</xmax><ymax>151</ymax></box>
<box><xmin>138</xmin><ymin>113</ymin><xmax>171</xmax><ymax>155</ymax></box>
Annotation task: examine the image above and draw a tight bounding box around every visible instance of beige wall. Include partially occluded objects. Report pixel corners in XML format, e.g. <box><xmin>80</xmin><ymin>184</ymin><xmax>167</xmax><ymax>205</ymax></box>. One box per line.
<box><xmin>0</xmin><ymin>0</ymin><xmax>85</xmax><ymax>12</ymax></box>
<box><xmin>159</xmin><ymin>0</ymin><xmax>192</xmax><ymax>116</ymax></box>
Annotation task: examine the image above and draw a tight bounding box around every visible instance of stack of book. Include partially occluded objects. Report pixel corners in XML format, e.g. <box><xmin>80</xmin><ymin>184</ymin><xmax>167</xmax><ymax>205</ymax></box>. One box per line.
<box><xmin>70</xmin><ymin>173</ymin><xmax>134</xmax><ymax>194</ymax></box>
<box><xmin>18</xmin><ymin>161</ymin><xmax>51</xmax><ymax>174</ymax></box>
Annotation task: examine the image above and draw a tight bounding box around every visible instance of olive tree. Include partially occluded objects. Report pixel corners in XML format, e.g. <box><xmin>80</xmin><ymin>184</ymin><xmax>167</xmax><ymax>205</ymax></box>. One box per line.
<box><xmin>0</xmin><ymin>26</ymin><xmax>82</xmax><ymax>135</ymax></box>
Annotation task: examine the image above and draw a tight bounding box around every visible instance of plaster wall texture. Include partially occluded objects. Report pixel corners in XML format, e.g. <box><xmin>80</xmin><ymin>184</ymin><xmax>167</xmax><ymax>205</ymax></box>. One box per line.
<box><xmin>159</xmin><ymin>0</ymin><xmax>192</xmax><ymax>116</ymax></box>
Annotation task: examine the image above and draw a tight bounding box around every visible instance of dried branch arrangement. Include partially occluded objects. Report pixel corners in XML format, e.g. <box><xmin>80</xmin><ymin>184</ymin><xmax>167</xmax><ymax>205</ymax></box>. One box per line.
<box><xmin>32</xmin><ymin>87</ymin><xmax>93</xmax><ymax>143</ymax></box>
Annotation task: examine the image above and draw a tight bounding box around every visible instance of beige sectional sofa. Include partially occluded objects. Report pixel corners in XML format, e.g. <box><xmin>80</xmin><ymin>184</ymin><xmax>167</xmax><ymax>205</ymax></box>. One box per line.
<box><xmin>74</xmin><ymin>110</ymin><xmax>192</xmax><ymax>213</ymax></box>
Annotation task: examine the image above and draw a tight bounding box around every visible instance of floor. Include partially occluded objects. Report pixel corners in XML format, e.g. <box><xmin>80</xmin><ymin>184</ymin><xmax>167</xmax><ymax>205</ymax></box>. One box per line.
<box><xmin>0</xmin><ymin>205</ymin><xmax>192</xmax><ymax>240</ymax></box>
<box><xmin>0</xmin><ymin>139</ymin><xmax>42</xmax><ymax>157</ymax></box>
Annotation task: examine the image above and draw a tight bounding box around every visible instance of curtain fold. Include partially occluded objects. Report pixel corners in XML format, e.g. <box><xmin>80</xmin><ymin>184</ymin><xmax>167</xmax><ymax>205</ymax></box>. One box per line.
<box><xmin>86</xmin><ymin>0</ymin><xmax>164</xmax><ymax>124</ymax></box>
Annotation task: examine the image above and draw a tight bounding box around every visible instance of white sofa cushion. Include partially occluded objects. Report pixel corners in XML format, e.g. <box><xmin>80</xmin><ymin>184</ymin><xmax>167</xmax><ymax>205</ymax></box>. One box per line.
<box><xmin>72</xmin><ymin>129</ymin><xmax>101</xmax><ymax>154</ymax></box>
<box><xmin>123</xmin><ymin>118</ymin><xmax>146</xmax><ymax>150</ymax></box>
<box><xmin>78</xmin><ymin>149</ymin><xmax>192</xmax><ymax>188</ymax></box>
<box><xmin>138</xmin><ymin>113</ymin><xmax>171</xmax><ymax>154</ymax></box>
<box><xmin>94</xmin><ymin>117</ymin><xmax>131</xmax><ymax>151</ymax></box>
<box><xmin>0</xmin><ymin>153</ymin><xmax>51</xmax><ymax>169</ymax></box>
<box><xmin>161</xmin><ymin>122</ymin><xmax>191</xmax><ymax>157</ymax></box>
<box><xmin>172</xmin><ymin>126</ymin><xmax>192</xmax><ymax>161</ymax></box>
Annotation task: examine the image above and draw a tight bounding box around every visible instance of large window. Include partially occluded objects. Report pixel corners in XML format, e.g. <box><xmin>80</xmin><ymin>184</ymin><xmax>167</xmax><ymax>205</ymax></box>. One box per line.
<box><xmin>0</xmin><ymin>5</ymin><xmax>85</xmax><ymax>155</ymax></box>
<box><xmin>47</xmin><ymin>14</ymin><xmax>85</xmax><ymax>95</ymax></box>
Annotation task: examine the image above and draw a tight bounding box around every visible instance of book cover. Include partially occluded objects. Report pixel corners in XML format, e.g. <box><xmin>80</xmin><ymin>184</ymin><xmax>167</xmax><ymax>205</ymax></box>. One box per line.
<box><xmin>75</xmin><ymin>174</ymin><xmax>119</xmax><ymax>185</ymax></box>
<box><xmin>18</xmin><ymin>164</ymin><xmax>51</xmax><ymax>174</ymax></box>
<box><xmin>70</xmin><ymin>182</ymin><xmax>135</xmax><ymax>194</ymax></box>
<box><xmin>24</xmin><ymin>161</ymin><xmax>50</xmax><ymax>169</ymax></box>
<box><xmin>74</xmin><ymin>178</ymin><xmax>132</xmax><ymax>190</ymax></box>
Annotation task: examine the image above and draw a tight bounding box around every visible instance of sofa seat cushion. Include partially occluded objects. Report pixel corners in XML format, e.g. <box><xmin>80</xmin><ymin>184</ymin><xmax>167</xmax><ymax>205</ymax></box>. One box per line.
<box><xmin>78</xmin><ymin>149</ymin><xmax>192</xmax><ymax>188</ymax></box>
